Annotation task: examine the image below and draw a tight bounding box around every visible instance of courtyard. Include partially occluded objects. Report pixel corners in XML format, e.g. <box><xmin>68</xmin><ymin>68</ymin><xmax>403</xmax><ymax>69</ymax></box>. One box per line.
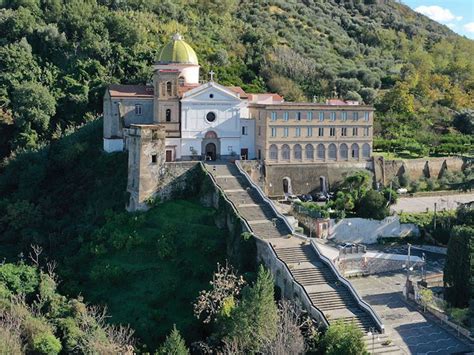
<box><xmin>351</xmin><ymin>270</ymin><xmax>473</xmax><ymax>354</ymax></box>
<box><xmin>392</xmin><ymin>193</ymin><xmax>474</xmax><ymax>213</ymax></box>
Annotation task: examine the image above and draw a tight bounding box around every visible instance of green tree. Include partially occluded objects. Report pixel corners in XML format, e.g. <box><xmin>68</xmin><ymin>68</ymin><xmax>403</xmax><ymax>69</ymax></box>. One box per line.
<box><xmin>357</xmin><ymin>190</ymin><xmax>389</xmax><ymax>220</ymax></box>
<box><xmin>225</xmin><ymin>265</ymin><xmax>278</xmax><ymax>352</ymax></box>
<box><xmin>322</xmin><ymin>321</ymin><xmax>367</xmax><ymax>355</ymax></box>
<box><xmin>453</xmin><ymin>110</ymin><xmax>473</xmax><ymax>135</ymax></box>
<box><xmin>157</xmin><ymin>325</ymin><xmax>189</xmax><ymax>355</ymax></box>
<box><xmin>444</xmin><ymin>225</ymin><xmax>473</xmax><ymax>308</ymax></box>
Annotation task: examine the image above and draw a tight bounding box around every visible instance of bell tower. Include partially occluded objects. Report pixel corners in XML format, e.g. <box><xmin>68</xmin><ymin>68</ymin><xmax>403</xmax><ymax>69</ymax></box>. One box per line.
<box><xmin>153</xmin><ymin>70</ymin><xmax>181</xmax><ymax>138</ymax></box>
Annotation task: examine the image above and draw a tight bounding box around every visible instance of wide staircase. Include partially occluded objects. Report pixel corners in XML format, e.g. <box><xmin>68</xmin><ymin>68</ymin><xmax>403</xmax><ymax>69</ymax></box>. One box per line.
<box><xmin>204</xmin><ymin>162</ymin><xmax>401</xmax><ymax>354</ymax></box>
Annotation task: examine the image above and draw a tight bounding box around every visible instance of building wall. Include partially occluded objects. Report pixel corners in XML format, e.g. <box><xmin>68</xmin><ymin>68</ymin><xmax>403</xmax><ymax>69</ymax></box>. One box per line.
<box><xmin>240</xmin><ymin>118</ymin><xmax>256</xmax><ymax>159</ymax></box>
<box><xmin>251</xmin><ymin>104</ymin><xmax>373</xmax><ymax>164</ymax></box>
<box><xmin>264</xmin><ymin>162</ymin><xmax>373</xmax><ymax>197</ymax></box>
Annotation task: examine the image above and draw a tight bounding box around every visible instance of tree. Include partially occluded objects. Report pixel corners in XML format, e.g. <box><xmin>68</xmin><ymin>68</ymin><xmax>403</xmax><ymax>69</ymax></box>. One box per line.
<box><xmin>322</xmin><ymin>321</ymin><xmax>367</xmax><ymax>355</ymax></box>
<box><xmin>419</xmin><ymin>288</ymin><xmax>434</xmax><ymax>312</ymax></box>
<box><xmin>157</xmin><ymin>325</ymin><xmax>189</xmax><ymax>355</ymax></box>
<box><xmin>357</xmin><ymin>190</ymin><xmax>389</xmax><ymax>220</ymax></box>
<box><xmin>224</xmin><ymin>265</ymin><xmax>278</xmax><ymax>352</ymax></box>
<box><xmin>453</xmin><ymin>110</ymin><xmax>474</xmax><ymax>135</ymax></box>
<box><xmin>444</xmin><ymin>225</ymin><xmax>473</xmax><ymax>308</ymax></box>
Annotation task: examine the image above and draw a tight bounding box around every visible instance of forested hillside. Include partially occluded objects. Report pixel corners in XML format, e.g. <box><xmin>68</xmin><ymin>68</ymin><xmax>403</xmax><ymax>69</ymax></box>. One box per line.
<box><xmin>1</xmin><ymin>0</ymin><xmax>473</xmax><ymax>159</ymax></box>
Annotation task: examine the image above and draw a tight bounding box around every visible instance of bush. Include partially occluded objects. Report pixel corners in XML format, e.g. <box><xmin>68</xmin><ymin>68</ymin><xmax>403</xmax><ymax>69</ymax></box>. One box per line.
<box><xmin>322</xmin><ymin>321</ymin><xmax>366</xmax><ymax>355</ymax></box>
<box><xmin>357</xmin><ymin>190</ymin><xmax>389</xmax><ymax>220</ymax></box>
<box><xmin>32</xmin><ymin>333</ymin><xmax>62</xmax><ymax>355</ymax></box>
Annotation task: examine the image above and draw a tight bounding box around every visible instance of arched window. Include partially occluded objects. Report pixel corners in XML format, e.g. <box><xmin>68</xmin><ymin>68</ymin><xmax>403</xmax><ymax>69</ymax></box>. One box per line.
<box><xmin>281</xmin><ymin>144</ymin><xmax>290</xmax><ymax>161</ymax></box>
<box><xmin>166</xmin><ymin>81</ymin><xmax>172</xmax><ymax>96</ymax></box>
<box><xmin>269</xmin><ymin>144</ymin><xmax>278</xmax><ymax>160</ymax></box>
<box><xmin>328</xmin><ymin>144</ymin><xmax>337</xmax><ymax>160</ymax></box>
<box><xmin>351</xmin><ymin>143</ymin><xmax>359</xmax><ymax>159</ymax></box>
<box><xmin>362</xmin><ymin>143</ymin><xmax>371</xmax><ymax>158</ymax></box>
<box><xmin>166</xmin><ymin>109</ymin><xmax>171</xmax><ymax>122</ymax></box>
<box><xmin>317</xmin><ymin>144</ymin><xmax>325</xmax><ymax>160</ymax></box>
<box><xmin>340</xmin><ymin>143</ymin><xmax>348</xmax><ymax>161</ymax></box>
<box><xmin>178</xmin><ymin>76</ymin><xmax>185</xmax><ymax>86</ymax></box>
<box><xmin>294</xmin><ymin>144</ymin><xmax>302</xmax><ymax>160</ymax></box>
<box><xmin>305</xmin><ymin>144</ymin><xmax>314</xmax><ymax>160</ymax></box>
<box><xmin>205</xmin><ymin>131</ymin><xmax>218</xmax><ymax>139</ymax></box>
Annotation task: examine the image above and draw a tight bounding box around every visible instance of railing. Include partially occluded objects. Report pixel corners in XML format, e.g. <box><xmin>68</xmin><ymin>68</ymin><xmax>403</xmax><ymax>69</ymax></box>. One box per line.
<box><xmin>234</xmin><ymin>160</ymin><xmax>384</xmax><ymax>333</ymax></box>
<box><xmin>201</xmin><ymin>162</ymin><xmax>329</xmax><ymax>328</ymax></box>
<box><xmin>310</xmin><ymin>239</ymin><xmax>385</xmax><ymax>333</ymax></box>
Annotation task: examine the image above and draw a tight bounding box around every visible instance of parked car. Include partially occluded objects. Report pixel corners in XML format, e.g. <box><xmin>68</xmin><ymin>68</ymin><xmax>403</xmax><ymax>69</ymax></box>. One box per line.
<box><xmin>313</xmin><ymin>192</ymin><xmax>329</xmax><ymax>202</ymax></box>
<box><xmin>287</xmin><ymin>194</ymin><xmax>302</xmax><ymax>204</ymax></box>
<box><xmin>339</xmin><ymin>243</ymin><xmax>355</xmax><ymax>249</ymax></box>
<box><xmin>396</xmin><ymin>188</ymin><xmax>408</xmax><ymax>194</ymax></box>
<box><xmin>298</xmin><ymin>194</ymin><xmax>313</xmax><ymax>202</ymax></box>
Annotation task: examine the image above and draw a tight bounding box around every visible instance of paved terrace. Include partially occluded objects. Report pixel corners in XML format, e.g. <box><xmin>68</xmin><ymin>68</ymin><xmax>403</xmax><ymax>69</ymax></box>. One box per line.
<box><xmin>204</xmin><ymin>162</ymin><xmax>401</xmax><ymax>354</ymax></box>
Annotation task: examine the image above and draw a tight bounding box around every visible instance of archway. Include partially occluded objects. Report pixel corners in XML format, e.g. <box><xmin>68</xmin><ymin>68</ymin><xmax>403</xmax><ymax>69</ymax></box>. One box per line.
<box><xmin>283</xmin><ymin>177</ymin><xmax>292</xmax><ymax>195</ymax></box>
<box><xmin>205</xmin><ymin>143</ymin><xmax>217</xmax><ymax>161</ymax></box>
<box><xmin>320</xmin><ymin>176</ymin><xmax>327</xmax><ymax>193</ymax></box>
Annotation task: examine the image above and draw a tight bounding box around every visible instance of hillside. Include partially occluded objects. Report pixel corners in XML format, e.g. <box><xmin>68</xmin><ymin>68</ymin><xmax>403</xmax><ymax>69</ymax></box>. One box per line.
<box><xmin>0</xmin><ymin>120</ymin><xmax>229</xmax><ymax>349</ymax></box>
<box><xmin>0</xmin><ymin>0</ymin><xmax>473</xmax><ymax>158</ymax></box>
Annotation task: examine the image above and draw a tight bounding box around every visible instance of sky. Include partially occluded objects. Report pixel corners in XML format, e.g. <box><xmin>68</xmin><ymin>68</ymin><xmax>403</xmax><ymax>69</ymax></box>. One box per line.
<box><xmin>403</xmin><ymin>0</ymin><xmax>474</xmax><ymax>39</ymax></box>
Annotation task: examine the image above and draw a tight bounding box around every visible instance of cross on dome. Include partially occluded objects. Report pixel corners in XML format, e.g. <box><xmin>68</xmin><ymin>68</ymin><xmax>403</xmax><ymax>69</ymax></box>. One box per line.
<box><xmin>209</xmin><ymin>70</ymin><xmax>215</xmax><ymax>81</ymax></box>
<box><xmin>172</xmin><ymin>33</ymin><xmax>183</xmax><ymax>41</ymax></box>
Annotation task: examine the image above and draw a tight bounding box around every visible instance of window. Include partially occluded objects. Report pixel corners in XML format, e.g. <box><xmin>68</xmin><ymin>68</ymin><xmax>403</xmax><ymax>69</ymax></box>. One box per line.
<box><xmin>294</xmin><ymin>144</ymin><xmax>302</xmax><ymax>160</ymax></box>
<box><xmin>295</xmin><ymin>127</ymin><xmax>301</xmax><ymax>137</ymax></box>
<box><xmin>307</xmin><ymin>112</ymin><xmax>313</xmax><ymax>121</ymax></box>
<box><xmin>283</xmin><ymin>127</ymin><xmax>289</xmax><ymax>137</ymax></box>
<box><xmin>351</xmin><ymin>143</ymin><xmax>359</xmax><ymax>159</ymax></box>
<box><xmin>363</xmin><ymin>127</ymin><xmax>369</xmax><ymax>136</ymax></box>
<box><xmin>352</xmin><ymin>127</ymin><xmax>358</xmax><ymax>136</ymax></box>
<box><xmin>330</xmin><ymin>112</ymin><xmax>336</xmax><ymax>121</ymax></box>
<box><xmin>269</xmin><ymin>144</ymin><xmax>278</xmax><ymax>160</ymax></box>
<box><xmin>362</xmin><ymin>143</ymin><xmax>371</xmax><ymax>158</ymax></box>
<box><xmin>341</xmin><ymin>127</ymin><xmax>347</xmax><ymax>137</ymax></box>
<box><xmin>166</xmin><ymin>109</ymin><xmax>171</xmax><ymax>122</ymax></box>
<box><xmin>151</xmin><ymin>154</ymin><xmax>157</xmax><ymax>164</ymax></box>
<box><xmin>209</xmin><ymin>93</ymin><xmax>214</xmax><ymax>99</ymax></box>
<box><xmin>340</xmin><ymin>144</ymin><xmax>348</xmax><ymax>160</ymax></box>
<box><xmin>330</xmin><ymin>127</ymin><xmax>336</xmax><ymax>136</ymax></box>
<box><xmin>317</xmin><ymin>144</ymin><xmax>326</xmax><ymax>160</ymax></box>
<box><xmin>319</xmin><ymin>112</ymin><xmax>324</xmax><ymax>121</ymax></box>
<box><xmin>305</xmin><ymin>144</ymin><xmax>314</xmax><ymax>160</ymax></box>
<box><xmin>242</xmin><ymin>126</ymin><xmax>248</xmax><ymax>135</ymax></box>
<box><xmin>271</xmin><ymin>112</ymin><xmax>277</xmax><ymax>121</ymax></box>
<box><xmin>166</xmin><ymin>81</ymin><xmax>172</xmax><ymax>96</ymax></box>
<box><xmin>318</xmin><ymin>127</ymin><xmax>324</xmax><ymax>137</ymax></box>
<box><xmin>296</xmin><ymin>112</ymin><xmax>301</xmax><ymax>121</ymax></box>
<box><xmin>352</xmin><ymin>112</ymin><xmax>359</xmax><ymax>121</ymax></box>
<box><xmin>258</xmin><ymin>126</ymin><xmax>261</xmax><ymax>136</ymax></box>
<box><xmin>206</xmin><ymin>112</ymin><xmax>216</xmax><ymax>122</ymax></box>
<box><xmin>271</xmin><ymin>127</ymin><xmax>277</xmax><ymax>137</ymax></box>
<box><xmin>152</xmin><ymin>129</ymin><xmax>159</xmax><ymax>140</ymax></box>
<box><xmin>281</xmin><ymin>144</ymin><xmax>290</xmax><ymax>160</ymax></box>
<box><xmin>135</xmin><ymin>104</ymin><xmax>142</xmax><ymax>115</ymax></box>
<box><xmin>364</xmin><ymin>112</ymin><xmax>370</xmax><ymax>121</ymax></box>
<box><xmin>283</xmin><ymin>112</ymin><xmax>289</xmax><ymax>121</ymax></box>
<box><xmin>328</xmin><ymin>144</ymin><xmax>337</xmax><ymax>160</ymax></box>
<box><xmin>307</xmin><ymin>127</ymin><xmax>312</xmax><ymax>137</ymax></box>
<box><xmin>341</xmin><ymin>112</ymin><xmax>347</xmax><ymax>121</ymax></box>
<box><xmin>178</xmin><ymin>77</ymin><xmax>185</xmax><ymax>86</ymax></box>
<box><xmin>258</xmin><ymin>149</ymin><xmax>261</xmax><ymax>160</ymax></box>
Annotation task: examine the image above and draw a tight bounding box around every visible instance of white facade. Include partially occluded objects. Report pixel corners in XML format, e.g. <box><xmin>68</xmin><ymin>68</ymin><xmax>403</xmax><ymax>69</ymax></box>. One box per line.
<box><xmin>180</xmin><ymin>82</ymin><xmax>248</xmax><ymax>159</ymax></box>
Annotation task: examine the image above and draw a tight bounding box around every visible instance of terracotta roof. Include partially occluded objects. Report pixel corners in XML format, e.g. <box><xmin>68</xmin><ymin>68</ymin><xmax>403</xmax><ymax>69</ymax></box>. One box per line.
<box><xmin>249</xmin><ymin>93</ymin><xmax>284</xmax><ymax>103</ymax></box>
<box><xmin>227</xmin><ymin>86</ymin><xmax>249</xmax><ymax>99</ymax></box>
<box><xmin>326</xmin><ymin>98</ymin><xmax>360</xmax><ymax>105</ymax></box>
<box><xmin>108</xmin><ymin>84</ymin><xmax>154</xmax><ymax>98</ymax></box>
<box><xmin>178</xmin><ymin>83</ymin><xmax>200</xmax><ymax>96</ymax></box>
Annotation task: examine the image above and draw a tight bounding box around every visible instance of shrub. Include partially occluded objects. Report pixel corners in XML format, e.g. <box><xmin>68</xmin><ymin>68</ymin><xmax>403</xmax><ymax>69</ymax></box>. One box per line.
<box><xmin>32</xmin><ymin>333</ymin><xmax>62</xmax><ymax>355</ymax></box>
<box><xmin>322</xmin><ymin>321</ymin><xmax>366</xmax><ymax>355</ymax></box>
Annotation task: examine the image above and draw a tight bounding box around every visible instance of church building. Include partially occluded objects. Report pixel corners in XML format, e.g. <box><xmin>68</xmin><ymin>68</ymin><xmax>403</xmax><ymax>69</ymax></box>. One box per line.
<box><xmin>103</xmin><ymin>33</ymin><xmax>373</xmax><ymax>164</ymax></box>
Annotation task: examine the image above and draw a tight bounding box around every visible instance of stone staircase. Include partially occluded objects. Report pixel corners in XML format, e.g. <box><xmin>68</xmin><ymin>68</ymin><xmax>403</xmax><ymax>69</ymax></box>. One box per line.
<box><xmin>204</xmin><ymin>162</ymin><xmax>401</xmax><ymax>354</ymax></box>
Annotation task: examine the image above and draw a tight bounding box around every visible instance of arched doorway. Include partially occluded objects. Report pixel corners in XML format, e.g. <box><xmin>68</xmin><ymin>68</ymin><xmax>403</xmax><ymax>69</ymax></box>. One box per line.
<box><xmin>282</xmin><ymin>177</ymin><xmax>292</xmax><ymax>195</ymax></box>
<box><xmin>205</xmin><ymin>143</ymin><xmax>217</xmax><ymax>161</ymax></box>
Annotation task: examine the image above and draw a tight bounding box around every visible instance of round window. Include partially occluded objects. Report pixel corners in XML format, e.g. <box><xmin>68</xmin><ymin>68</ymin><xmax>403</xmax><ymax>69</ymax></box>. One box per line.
<box><xmin>206</xmin><ymin>112</ymin><xmax>216</xmax><ymax>122</ymax></box>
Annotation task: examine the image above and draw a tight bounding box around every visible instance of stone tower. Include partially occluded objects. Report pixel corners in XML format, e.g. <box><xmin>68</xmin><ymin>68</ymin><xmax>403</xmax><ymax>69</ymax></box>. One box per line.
<box><xmin>153</xmin><ymin>69</ymin><xmax>181</xmax><ymax>138</ymax></box>
<box><xmin>126</xmin><ymin>124</ymin><xmax>166</xmax><ymax>211</ymax></box>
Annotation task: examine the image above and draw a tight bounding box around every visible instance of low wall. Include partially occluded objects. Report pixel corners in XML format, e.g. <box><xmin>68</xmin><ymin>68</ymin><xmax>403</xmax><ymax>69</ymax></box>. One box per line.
<box><xmin>374</xmin><ymin>156</ymin><xmax>466</xmax><ymax>186</ymax></box>
<box><xmin>329</xmin><ymin>217</ymin><xmax>419</xmax><ymax>244</ymax></box>
<box><xmin>338</xmin><ymin>252</ymin><xmax>424</xmax><ymax>276</ymax></box>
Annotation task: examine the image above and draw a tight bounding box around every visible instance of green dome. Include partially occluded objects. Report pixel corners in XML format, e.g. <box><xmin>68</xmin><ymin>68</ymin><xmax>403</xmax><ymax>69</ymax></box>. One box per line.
<box><xmin>158</xmin><ymin>33</ymin><xmax>198</xmax><ymax>65</ymax></box>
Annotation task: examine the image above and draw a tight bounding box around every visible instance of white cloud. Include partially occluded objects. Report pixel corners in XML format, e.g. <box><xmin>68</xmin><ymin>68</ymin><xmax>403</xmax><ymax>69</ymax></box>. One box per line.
<box><xmin>464</xmin><ymin>22</ymin><xmax>474</xmax><ymax>33</ymax></box>
<box><xmin>414</xmin><ymin>5</ymin><xmax>459</xmax><ymax>23</ymax></box>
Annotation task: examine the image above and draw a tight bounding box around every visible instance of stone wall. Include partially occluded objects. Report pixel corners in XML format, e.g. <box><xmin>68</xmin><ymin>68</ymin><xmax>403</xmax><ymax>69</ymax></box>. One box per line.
<box><xmin>374</xmin><ymin>156</ymin><xmax>466</xmax><ymax>186</ymax></box>
<box><xmin>264</xmin><ymin>162</ymin><xmax>373</xmax><ymax>197</ymax></box>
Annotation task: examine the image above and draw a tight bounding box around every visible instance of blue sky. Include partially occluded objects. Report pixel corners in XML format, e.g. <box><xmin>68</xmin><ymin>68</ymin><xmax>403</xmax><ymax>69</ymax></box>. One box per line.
<box><xmin>403</xmin><ymin>0</ymin><xmax>474</xmax><ymax>39</ymax></box>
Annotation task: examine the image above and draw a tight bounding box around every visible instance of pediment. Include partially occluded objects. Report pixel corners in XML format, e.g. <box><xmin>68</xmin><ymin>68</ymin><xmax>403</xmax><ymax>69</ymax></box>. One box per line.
<box><xmin>181</xmin><ymin>82</ymin><xmax>242</xmax><ymax>103</ymax></box>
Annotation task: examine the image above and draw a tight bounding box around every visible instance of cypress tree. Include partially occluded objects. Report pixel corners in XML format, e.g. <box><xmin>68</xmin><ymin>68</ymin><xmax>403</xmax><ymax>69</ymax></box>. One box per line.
<box><xmin>157</xmin><ymin>325</ymin><xmax>189</xmax><ymax>355</ymax></box>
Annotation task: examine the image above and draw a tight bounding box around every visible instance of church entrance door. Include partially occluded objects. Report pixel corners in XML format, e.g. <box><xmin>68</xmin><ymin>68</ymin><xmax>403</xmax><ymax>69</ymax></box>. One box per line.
<box><xmin>205</xmin><ymin>143</ymin><xmax>217</xmax><ymax>161</ymax></box>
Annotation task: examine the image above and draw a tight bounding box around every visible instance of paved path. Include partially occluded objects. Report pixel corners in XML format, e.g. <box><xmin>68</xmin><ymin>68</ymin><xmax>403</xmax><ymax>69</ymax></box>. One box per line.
<box><xmin>351</xmin><ymin>272</ymin><xmax>473</xmax><ymax>354</ymax></box>
<box><xmin>392</xmin><ymin>193</ymin><xmax>474</xmax><ymax>213</ymax></box>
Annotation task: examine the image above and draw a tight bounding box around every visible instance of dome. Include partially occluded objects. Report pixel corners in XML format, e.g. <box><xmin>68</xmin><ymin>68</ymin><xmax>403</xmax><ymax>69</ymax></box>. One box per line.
<box><xmin>158</xmin><ymin>33</ymin><xmax>198</xmax><ymax>65</ymax></box>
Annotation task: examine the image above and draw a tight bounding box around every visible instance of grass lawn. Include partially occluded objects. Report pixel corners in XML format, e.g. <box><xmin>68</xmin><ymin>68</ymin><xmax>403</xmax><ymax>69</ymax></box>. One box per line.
<box><xmin>70</xmin><ymin>199</ymin><xmax>227</xmax><ymax>351</ymax></box>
